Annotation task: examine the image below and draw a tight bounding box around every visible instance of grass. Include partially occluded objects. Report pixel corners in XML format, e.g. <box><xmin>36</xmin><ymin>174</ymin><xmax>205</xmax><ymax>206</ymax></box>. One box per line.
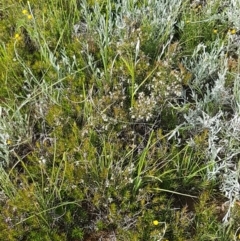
<box><xmin>1</xmin><ymin>0</ymin><xmax>240</xmax><ymax>240</ymax></box>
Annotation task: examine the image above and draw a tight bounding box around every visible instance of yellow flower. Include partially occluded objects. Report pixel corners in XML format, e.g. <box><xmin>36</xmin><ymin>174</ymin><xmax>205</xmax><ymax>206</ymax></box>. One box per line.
<box><xmin>6</xmin><ymin>140</ymin><xmax>12</xmax><ymax>145</ymax></box>
<box><xmin>27</xmin><ymin>14</ymin><xmax>32</xmax><ymax>20</ymax></box>
<box><xmin>186</xmin><ymin>20</ymin><xmax>190</xmax><ymax>24</ymax></box>
<box><xmin>213</xmin><ymin>29</ymin><xmax>218</xmax><ymax>34</ymax></box>
<box><xmin>230</xmin><ymin>29</ymin><xmax>237</xmax><ymax>35</ymax></box>
<box><xmin>153</xmin><ymin>220</ymin><xmax>159</xmax><ymax>226</ymax></box>
<box><xmin>14</xmin><ymin>33</ymin><xmax>21</xmax><ymax>40</ymax></box>
<box><xmin>22</xmin><ymin>9</ymin><xmax>28</xmax><ymax>15</ymax></box>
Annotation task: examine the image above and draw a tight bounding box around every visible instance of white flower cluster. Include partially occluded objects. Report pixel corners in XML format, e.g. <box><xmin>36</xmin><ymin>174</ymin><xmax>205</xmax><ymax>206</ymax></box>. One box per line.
<box><xmin>130</xmin><ymin>92</ymin><xmax>157</xmax><ymax>121</ymax></box>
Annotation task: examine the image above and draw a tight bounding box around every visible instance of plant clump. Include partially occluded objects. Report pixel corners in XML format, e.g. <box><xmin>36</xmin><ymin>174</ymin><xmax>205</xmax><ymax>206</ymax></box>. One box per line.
<box><xmin>1</xmin><ymin>0</ymin><xmax>240</xmax><ymax>240</ymax></box>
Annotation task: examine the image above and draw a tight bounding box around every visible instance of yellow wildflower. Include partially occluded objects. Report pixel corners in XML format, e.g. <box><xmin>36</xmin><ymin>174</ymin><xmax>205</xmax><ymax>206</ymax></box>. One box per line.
<box><xmin>186</xmin><ymin>20</ymin><xmax>190</xmax><ymax>24</ymax></box>
<box><xmin>27</xmin><ymin>14</ymin><xmax>32</xmax><ymax>20</ymax></box>
<box><xmin>22</xmin><ymin>9</ymin><xmax>28</xmax><ymax>15</ymax></box>
<box><xmin>230</xmin><ymin>29</ymin><xmax>237</xmax><ymax>35</ymax></box>
<box><xmin>153</xmin><ymin>220</ymin><xmax>159</xmax><ymax>226</ymax></box>
<box><xmin>6</xmin><ymin>140</ymin><xmax>12</xmax><ymax>145</ymax></box>
<box><xmin>213</xmin><ymin>29</ymin><xmax>218</xmax><ymax>34</ymax></box>
<box><xmin>14</xmin><ymin>33</ymin><xmax>21</xmax><ymax>40</ymax></box>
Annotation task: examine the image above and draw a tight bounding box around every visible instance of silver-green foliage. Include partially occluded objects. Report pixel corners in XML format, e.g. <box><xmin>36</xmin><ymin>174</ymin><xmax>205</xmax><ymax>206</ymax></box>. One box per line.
<box><xmin>177</xmin><ymin>33</ymin><xmax>240</xmax><ymax>223</ymax></box>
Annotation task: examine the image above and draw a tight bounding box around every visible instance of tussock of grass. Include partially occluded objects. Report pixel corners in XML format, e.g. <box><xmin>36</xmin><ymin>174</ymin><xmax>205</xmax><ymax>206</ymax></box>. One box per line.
<box><xmin>1</xmin><ymin>0</ymin><xmax>240</xmax><ymax>240</ymax></box>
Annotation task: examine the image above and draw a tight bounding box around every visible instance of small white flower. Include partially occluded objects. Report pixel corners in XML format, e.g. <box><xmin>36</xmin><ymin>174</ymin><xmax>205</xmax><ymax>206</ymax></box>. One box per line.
<box><xmin>44</xmin><ymin>187</ymin><xmax>49</xmax><ymax>192</ymax></box>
